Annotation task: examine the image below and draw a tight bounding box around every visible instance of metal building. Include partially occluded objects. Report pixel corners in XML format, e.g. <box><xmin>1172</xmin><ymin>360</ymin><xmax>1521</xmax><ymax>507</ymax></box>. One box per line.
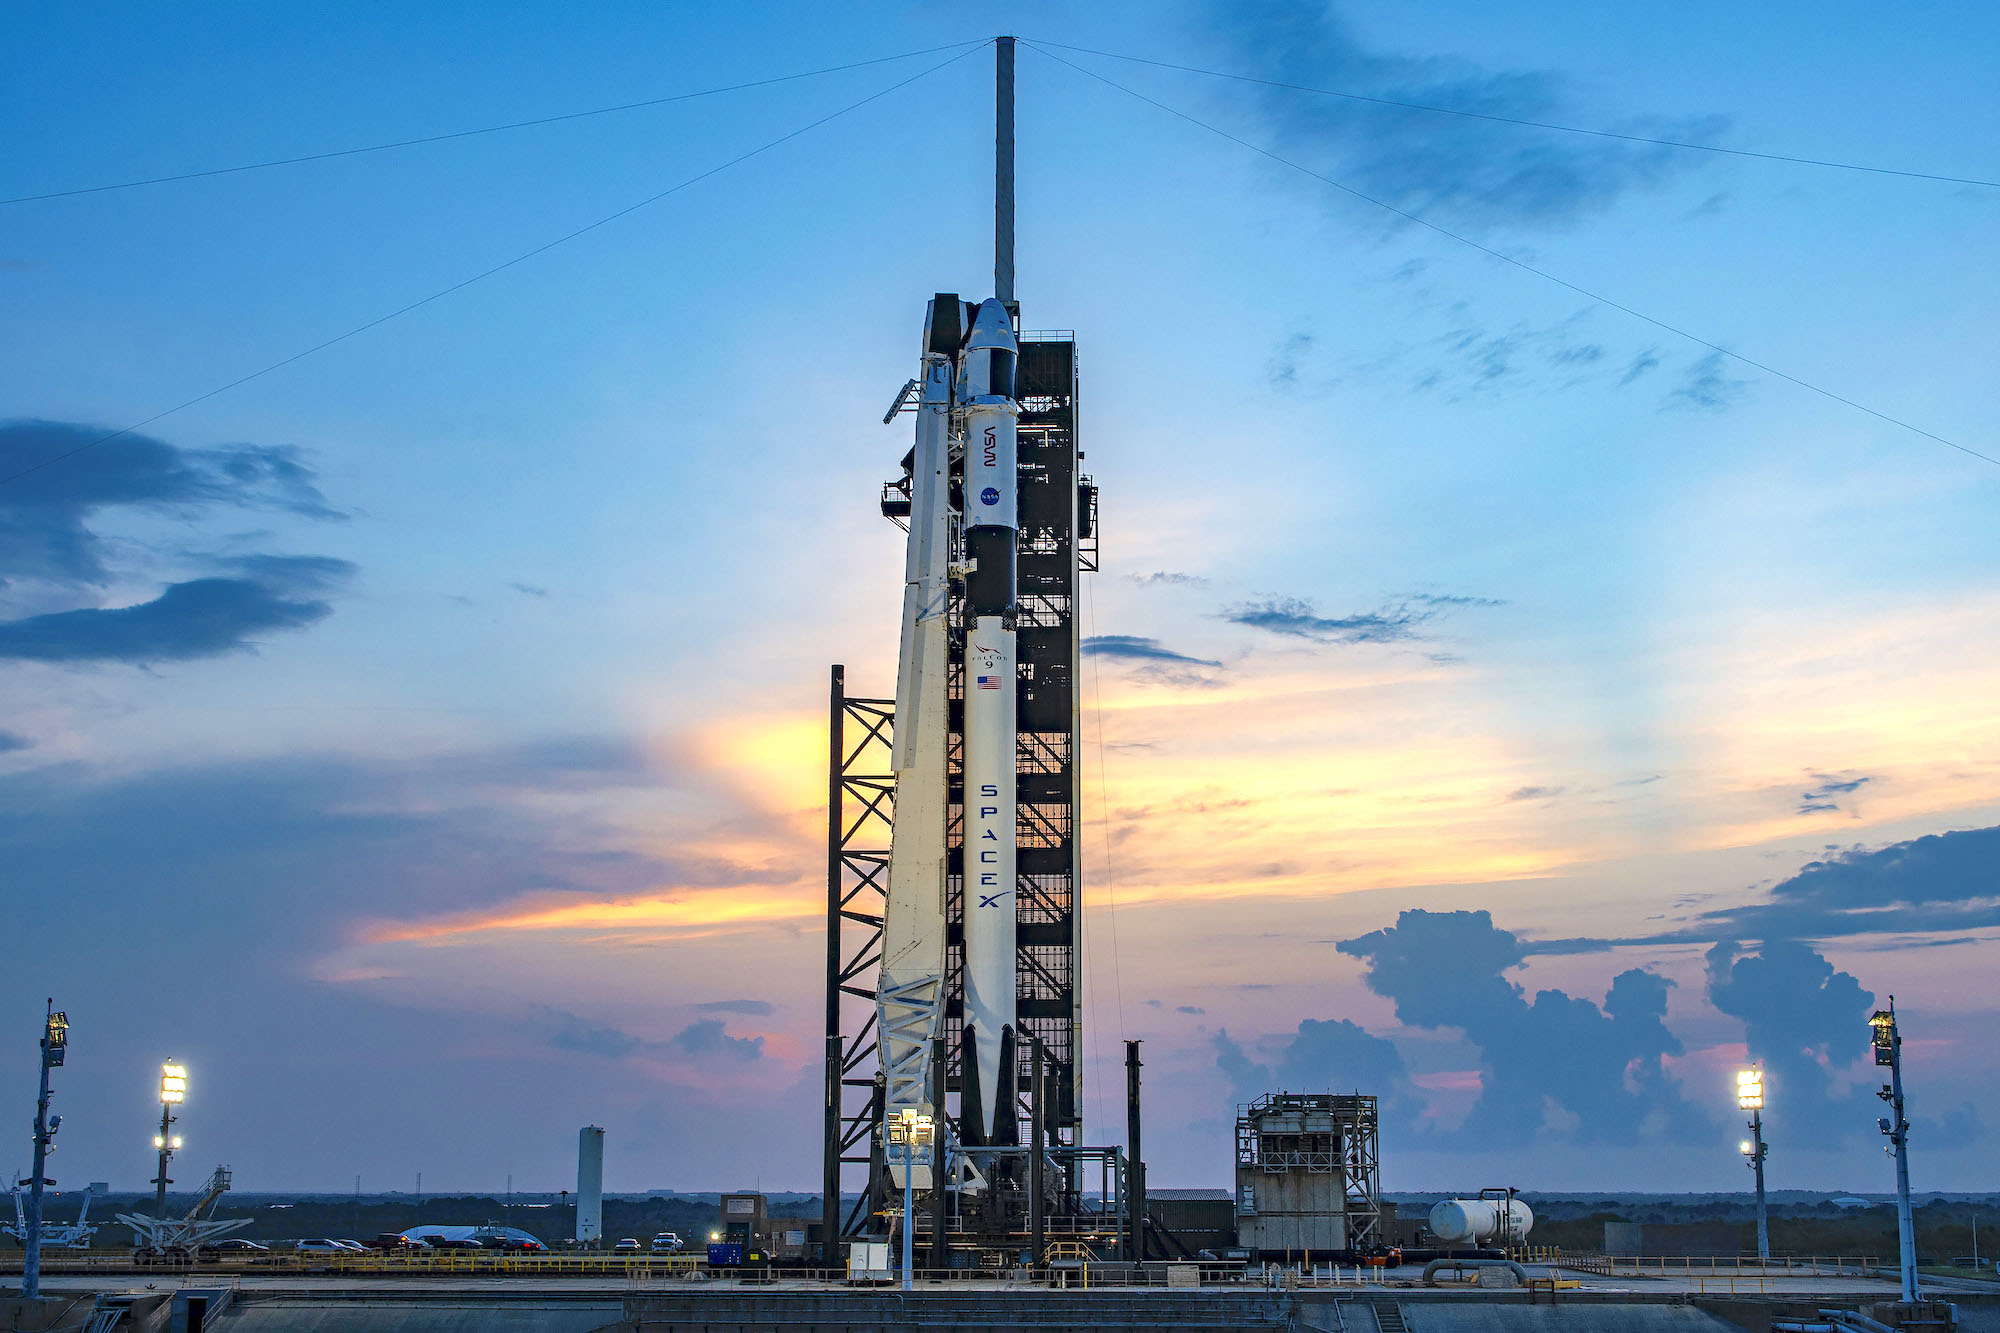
<box><xmin>1233</xmin><ymin>1093</ymin><xmax>1382</xmax><ymax>1256</ymax></box>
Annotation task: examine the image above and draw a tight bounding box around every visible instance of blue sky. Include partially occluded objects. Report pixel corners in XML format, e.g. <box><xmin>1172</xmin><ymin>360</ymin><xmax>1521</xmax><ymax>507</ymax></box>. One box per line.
<box><xmin>4</xmin><ymin>2</ymin><xmax>1998</xmax><ymax>1199</ymax></box>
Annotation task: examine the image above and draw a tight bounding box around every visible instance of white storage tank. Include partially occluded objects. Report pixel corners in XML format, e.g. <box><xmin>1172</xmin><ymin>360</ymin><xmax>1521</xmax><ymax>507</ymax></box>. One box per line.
<box><xmin>1428</xmin><ymin>1197</ymin><xmax>1533</xmax><ymax>1246</ymax></box>
<box><xmin>576</xmin><ymin>1125</ymin><xmax>605</xmax><ymax>1245</ymax></box>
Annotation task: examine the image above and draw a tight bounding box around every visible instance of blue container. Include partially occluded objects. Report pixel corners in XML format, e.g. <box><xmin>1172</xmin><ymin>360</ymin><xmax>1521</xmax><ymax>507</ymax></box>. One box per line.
<box><xmin>707</xmin><ymin>1243</ymin><xmax>744</xmax><ymax>1266</ymax></box>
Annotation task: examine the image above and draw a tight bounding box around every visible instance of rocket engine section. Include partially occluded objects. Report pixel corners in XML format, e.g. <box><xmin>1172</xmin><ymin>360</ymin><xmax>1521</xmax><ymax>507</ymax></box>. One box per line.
<box><xmin>958</xmin><ymin>297</ymin><xmax>1020</xmax><ymax>1148</ymax></box>
<box><xmin>1428</xmin><ymin>1198</ymin><xmax>1534</xmax><ymax>1247</ymax></box>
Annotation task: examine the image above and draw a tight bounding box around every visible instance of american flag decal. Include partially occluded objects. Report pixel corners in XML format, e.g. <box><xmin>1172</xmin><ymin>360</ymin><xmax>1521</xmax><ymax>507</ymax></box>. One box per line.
<box><xmin>976</xmin><ymin>675</ymin><xmax>1000</xmax><ymax>689</ymax></box>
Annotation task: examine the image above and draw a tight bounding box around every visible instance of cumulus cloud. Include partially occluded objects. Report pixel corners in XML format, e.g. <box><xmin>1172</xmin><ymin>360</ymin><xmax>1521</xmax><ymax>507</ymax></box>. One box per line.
<box><xmin>0</xmin><ymin>730</ymin><xmax>30</xmax><ymax>754</ymax></box>
<box><xmin>671</xmin><ymin>1019</ymin><xmax>764</xmax><ymax>1063</ymax></box>
<box><xmin>549</xmin><ymin>1011</ymin><xmax>651</xmax><ymax>1060</ymax></box>
<box><xmin>1705</xmin><ymin>940</ymin><xmax>1875</xmax><ymax>1140</ymax></box>
<box><xmin>1199</xmin><ymin>1</ymin><xmax>1726</xmax><ymax>232</ymax></box>
<box><xmin>1337</xmin><ymin>909</ymin><xmax>1711</xmax><ymax>1146</ymax></box>
<box><xmin>694</xmin><ymin>999</ymin><xmax>775</xmax><ymax>1016</ymax></box>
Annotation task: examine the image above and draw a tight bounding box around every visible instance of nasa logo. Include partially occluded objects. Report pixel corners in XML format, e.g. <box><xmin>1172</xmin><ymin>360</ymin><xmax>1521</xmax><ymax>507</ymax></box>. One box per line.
<box><xmin>980</xmin><ymin>486</ymin><xmax>999</xmax><ymax>506</ymax></box>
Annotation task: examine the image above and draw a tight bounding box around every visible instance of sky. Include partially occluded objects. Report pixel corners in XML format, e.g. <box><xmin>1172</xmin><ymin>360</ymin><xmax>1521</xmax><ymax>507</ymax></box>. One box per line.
<box><xmin>4</xmin><ymin>2</ymin><xmax>1998</xmax><ymax>1201</ymax></box>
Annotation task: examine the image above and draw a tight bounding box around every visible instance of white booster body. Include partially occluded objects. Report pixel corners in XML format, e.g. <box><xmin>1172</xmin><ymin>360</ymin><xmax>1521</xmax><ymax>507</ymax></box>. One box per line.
<box><xmin>959</xmin><ymin>297</ymin><xmax>1020</xmax><ymax>1144</ymax></box>
<box><xmin>575</xmin><ymin>1126</ymin><xmax>604</xmax><ymax>1245</ymax></box>
<box><xmin>1428</xmin><ymin>1198</ymin><xmax>1534</xmax><ymax>1246</ymax></box>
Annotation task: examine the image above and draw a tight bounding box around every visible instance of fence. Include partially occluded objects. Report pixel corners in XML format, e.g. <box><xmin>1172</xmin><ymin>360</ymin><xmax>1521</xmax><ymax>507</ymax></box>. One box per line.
<box><xmin>1560</xmin><ymin>1254</ymin><xmax>1882</xmax><ymax>1280</ymax></box>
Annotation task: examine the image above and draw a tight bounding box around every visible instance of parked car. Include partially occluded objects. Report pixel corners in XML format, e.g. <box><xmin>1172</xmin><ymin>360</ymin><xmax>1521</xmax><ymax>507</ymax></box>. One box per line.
<box><xmin>211</xmin><ymin>1239</ymin><xmax>268</xmax><ymax>1253</ymax></box>
<box><xmin>420</xmin><ymin>1236</ymin><xmax>482</xmax><ymax>1250</ymax></box>
<box><xmin>294</xmin><ymin>1239</ymin><xmax>344</xmax><ymax>1254</ymax></box>
<box><xmin>613</xmin><ymin>1238</ymin><xmax>641</xmax><ymax>1254</ymax></box>
<box><xmin>332</xmin><ymin>1239</ymin><xmax>369</xmax><ymax>1252</ymax></box>
<box><xmin>649</xmin><ymin>1233</ymin><xmax>683</xmax><ymax>1253</ymax></box>
<box><xmin>369</xmin><ymin>1233</ymin><xmax>422</xmax><ymax>1252</ymax></box>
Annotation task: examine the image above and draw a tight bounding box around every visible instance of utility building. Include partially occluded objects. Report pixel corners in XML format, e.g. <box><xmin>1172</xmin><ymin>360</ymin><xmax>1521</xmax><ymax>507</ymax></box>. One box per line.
<box><xmin>1233</xmin><ymin>1093</ymin><xmax>1382</xmax><ymax>1256</ymax></box>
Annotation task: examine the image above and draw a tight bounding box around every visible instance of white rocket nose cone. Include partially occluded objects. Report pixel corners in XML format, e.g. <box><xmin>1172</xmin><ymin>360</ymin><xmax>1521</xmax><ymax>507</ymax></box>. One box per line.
<box><xmin>964</xmin><ymin>297</ymin><xmax>1017</xmax><ymax>353</ymax></box>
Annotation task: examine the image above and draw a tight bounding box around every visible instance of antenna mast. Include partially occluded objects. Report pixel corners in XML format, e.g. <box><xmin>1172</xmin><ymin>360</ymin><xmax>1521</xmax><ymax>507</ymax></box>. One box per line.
<box><xmin>995</xmin><ymin>36</ymin><xmax>1015</xmax><ymax>306</ymax></box>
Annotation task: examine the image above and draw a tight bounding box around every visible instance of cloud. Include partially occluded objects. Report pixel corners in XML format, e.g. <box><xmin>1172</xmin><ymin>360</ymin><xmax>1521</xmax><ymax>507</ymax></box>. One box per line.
<box><xmin>1083</xmin><ymin>635</ymin><xmax>1220</xmax><ymax>667</ymax></box>
<box><xmin>1226</xmin><ymin>592</ymin><xmax>1498</xmax><ymax>645</ymax></box>
<box><xmin>1798</xmin><ymin>772</ymin><xmax>1872</xmax><ymax>816</ymax></box>
<box><xmin>1176</xmin><ymin>1004</ymin><xmax>1206</xmax><ymax>1015</ymax></box>
<box><xmin>1268</xmin><ymin>332</ymin><xmax>1315</xmax><ymax>388</ymax></box>
<box><xmin>1125</xmin><ymin>571</ymin><xmax>1209</xmax><ymax>588</ymax></box>
<box><xmin>1201</xmin><ymin>2</ymin><xmax>1726</xmax><ymax>231</ymax></box>
<box><xmin>1693</xmin><ymin>825</ymin><xmax>2000</xmax><ymax>943</ymax></box>
<box><xmin>0</xmin><ymin>562</ymin><xmax>354</xmax><ymax>663</ymax></box>
<box><xmin>0</xmin><ymin>419</ymin><xmax>342</xmax><ymax>586</ymax></box>
<box><xmin>1705</xmin><ymin>940</ymin><xmax>1876</xmax><ymax>1140</ymax></box>
<box><xmin>0</xmin><ymin>730</ymin><xmax>30</xmax><ymax>754</ymax></box>
<box><xmin>509</xmin><ymin>582</ymin><xmax>548</xmax><ymax>597</ymax></box>
<box><xmin>1336</xmin><ymin>909</ymin><xmax>1711</xmax><ymax>1146</ymax></box>
<box><xmin>694</xmin><ymin>999</ymin><xmax>774</xmax><ymax>1016</ymax></box>
<box><xmin>1667</xmin><ymin>351</ymin><xmax>1752</xmax><ymax>411</ymax></box>
<box><xmin>549</xmin><ymin>1011</ymin><xmax>651</xmax><ymax>1060</ymax></box>
<box><xmin>1619</xmin><ymin>349</ymin><xmax>1662</xmax><ymax>385</ymax></box>
<box><xmin>671</xmin><ymin>1019</ymin><xmax>764</xmax><ymax>1063</ymax></box>
<box><xmin>1507</xmin><ymin>786</ymin><xmax>1564</xmax><ymax>802</ymax></box>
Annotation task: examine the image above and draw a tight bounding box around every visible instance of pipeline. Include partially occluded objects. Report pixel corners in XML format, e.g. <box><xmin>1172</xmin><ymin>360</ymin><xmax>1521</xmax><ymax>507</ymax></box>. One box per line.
<box><xmin>1423</xmin><ymin>1257</ymin><xmax>1528</xmax><ymax>1287</ymax></box>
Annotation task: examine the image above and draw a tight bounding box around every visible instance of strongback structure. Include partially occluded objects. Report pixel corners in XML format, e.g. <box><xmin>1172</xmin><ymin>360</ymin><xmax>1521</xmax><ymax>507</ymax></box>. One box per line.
<box><xmin>819</xmin><ymin>331</ymin><xmax>1096</xmax><ymax>1247</ymax></box>
<box><xmin>1233</xmin><ymin>1093</ymin><xmax>1382</xmax><ymax>1256</ymax></box>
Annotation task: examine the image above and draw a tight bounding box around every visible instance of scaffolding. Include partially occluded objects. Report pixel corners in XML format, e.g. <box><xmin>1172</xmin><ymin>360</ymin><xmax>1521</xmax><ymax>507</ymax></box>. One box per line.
<box><xmin>1233</xmin><ymin>1093</ymin><xmax>1382</xmax><ymax>1256</ymax></box>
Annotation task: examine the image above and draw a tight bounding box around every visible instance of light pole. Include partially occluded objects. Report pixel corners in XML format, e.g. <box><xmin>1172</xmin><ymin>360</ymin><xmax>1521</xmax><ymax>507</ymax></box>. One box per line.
<box><xmin>1737</xmin><ymin>1067</ymin><xmax>1770</xmax><ymax>1262</ymax></box>
<box><xmin>153</xmin><ymin>1062</ymin><xmax>185</xmax><ymax>1219</ymax></box>
<box><xmin>887</xmin><ymin>1107</ymin><xmax>934</xmax><ymax>1292</ymax></box>
<box><xmin>23</xmin><ymin>1002</ymin><xmax>68</xmax><ymax>1301</ymax></box>
<box><xmin>1871</xmin><ymin>1001</ymin><xmax>1919</xmax><ymax>1304</ymax></box>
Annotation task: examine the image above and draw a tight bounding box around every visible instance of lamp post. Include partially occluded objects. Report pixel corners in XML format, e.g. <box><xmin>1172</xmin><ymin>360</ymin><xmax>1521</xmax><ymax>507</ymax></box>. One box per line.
<box><xmin>154</xmin><ymin>1062</ymin><xmax>185</xmax><ymax>1219</ymax></box>
<box><xmin>887</xmin><ymin>1107</ymin><xmax>934</xmax><ymax>1292</ymax></box>
<box><xmin>1737</xmin><ymin>1067</ymin><xmax>1769</xmax><ymax>1262</ymax></box>
<box><xmin>1871</xmin><ymin>1001</ymin><xmax>1919</xmax><ymax>1304</ymax></box>
<box><xmin>23</xmin><ymin>1002</ymin><xmax>68</xmax><ymax>1301</ymax></box>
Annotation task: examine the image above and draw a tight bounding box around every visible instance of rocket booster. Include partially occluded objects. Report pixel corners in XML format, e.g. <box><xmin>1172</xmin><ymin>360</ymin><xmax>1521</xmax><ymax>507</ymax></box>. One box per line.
<box><xmin>959</xmin><ymin>297</ymin><xmax>1020</xmax><ymax>1147</ymax></box>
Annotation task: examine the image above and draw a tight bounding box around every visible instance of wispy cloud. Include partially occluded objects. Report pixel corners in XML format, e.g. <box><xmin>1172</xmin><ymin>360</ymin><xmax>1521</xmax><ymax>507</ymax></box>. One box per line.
<box><xmin>1200</xmin><ymin>1</ymin><xmax>1726</xmax><ymax>232</ymax></box>
<box><xmin>1798</xmin><ymin>772</ymin><xmax>1872</xmax><ymax>816</ymax></box>
<box><xmin>1084</xmin><ymin>634</ymin><xmax>1220</xmax><ymax>666</ymax></box>
<box><xmin>1667</xmin><ymin>351</ymin><xmax>1752</xmax><ymax>410</ymax></box>
<box><xmin>1225</xmin><ymin>592</ymin><xmax>1500</xmax><ymax>645</ymax></box>
<box><xmin>1125</xmin><ymin>571</ymin><xmax>1210</xmax><ymax>588</ymax></box>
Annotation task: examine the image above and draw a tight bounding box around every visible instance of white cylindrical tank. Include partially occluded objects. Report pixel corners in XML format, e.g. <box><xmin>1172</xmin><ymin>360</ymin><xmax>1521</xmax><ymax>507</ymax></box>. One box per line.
<box><xmin>1428</xmin><ymin>1197</ymin><xmax>1534</xmax><ymax>1246</ymax></box>
<box><xmin>576</xmin><ymin>1126</ymin><xmax>604</xmax><ymax>1245</ymax></box>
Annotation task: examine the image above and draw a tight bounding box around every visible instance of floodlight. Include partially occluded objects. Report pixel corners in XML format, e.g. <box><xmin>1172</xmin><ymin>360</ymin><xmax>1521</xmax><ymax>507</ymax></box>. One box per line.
<box><xmin>1870</xmin><ymin>1010</ymin><xmax>1897</xmax><ymax>1066</ymax></box>
<box><xmin>1740</xmin><ymin>1140</ymin><xmax>1753</xmax><ymax>1155</ymax></box>
<box><xmin>1737</xmin><ymin>1068</ymin><xmax>1764</xmax><ymax>1110</ymax></box>
<box><xmin>154</xmin><ymin>1135</ymin><xmax>165</xmax><ymax>1148</ymax></box>
<box><xmin>171</xmin><ymin>1136</ymin><xmax>182</xmax><ymax>1149</ymax></box>
<box><xmin>161</xmin><ymin>1063</ymin><xmax>187</xmax><ymax>1105</ymax></box>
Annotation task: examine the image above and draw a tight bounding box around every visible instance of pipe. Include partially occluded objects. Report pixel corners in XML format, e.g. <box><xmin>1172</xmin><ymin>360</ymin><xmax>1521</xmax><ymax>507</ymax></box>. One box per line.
<box><xmin>1423</xmin><ymin>1258</ymin><xmax>1529</xmax><ymax>1287</ymax></box>
<box><xmin>1030</xmin><ymin>1037</ymin><xmax>1046</xmax><ymax>1269</ymax></box>
<box><xmin>1125</xmin><ymin>1040</ymin><xmax>1145</xmax><ymax>1262</ymax></box>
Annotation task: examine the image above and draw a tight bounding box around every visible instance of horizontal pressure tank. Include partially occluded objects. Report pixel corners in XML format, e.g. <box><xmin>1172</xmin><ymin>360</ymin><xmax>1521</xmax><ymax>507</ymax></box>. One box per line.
<box><xmin>1428</xmin><ymin>1198</ymin><xmax>1534</xmax><ymax>1245</ymax></box>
